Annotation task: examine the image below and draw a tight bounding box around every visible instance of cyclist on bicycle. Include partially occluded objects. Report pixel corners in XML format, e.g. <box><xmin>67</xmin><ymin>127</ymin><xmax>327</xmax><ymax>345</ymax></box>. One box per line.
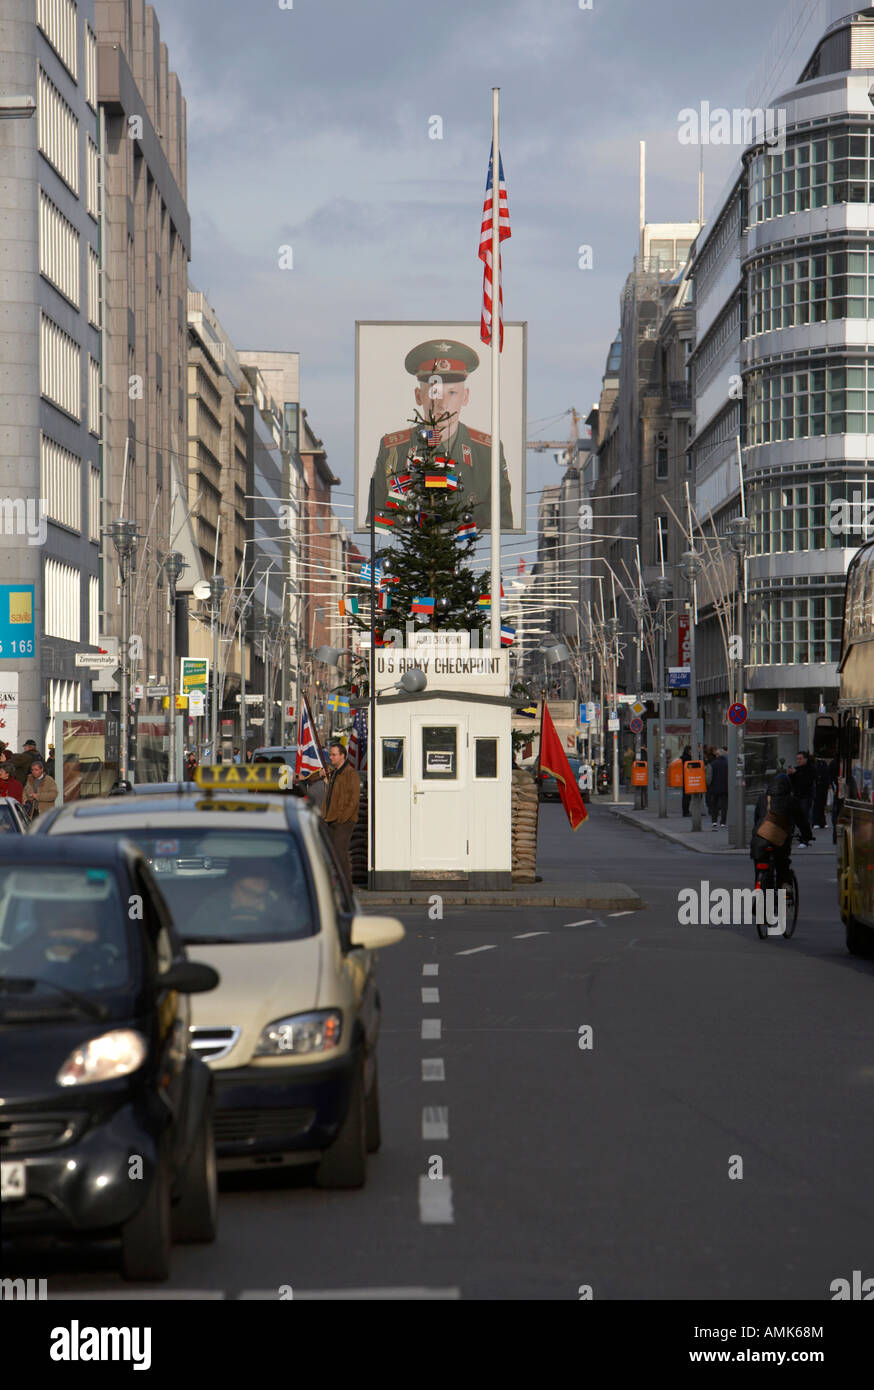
<box><xmin>750</xmin><ymin>772</ymin><xmax>814</xmax><ymax>886</ymax></box>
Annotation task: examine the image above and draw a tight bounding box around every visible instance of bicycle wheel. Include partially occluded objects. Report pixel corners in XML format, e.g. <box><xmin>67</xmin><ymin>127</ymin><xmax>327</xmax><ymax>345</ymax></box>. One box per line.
<box><xmin>783</xmin><ymin>870</ymin><xmax>799</xmax><ymax>939</ymax></box>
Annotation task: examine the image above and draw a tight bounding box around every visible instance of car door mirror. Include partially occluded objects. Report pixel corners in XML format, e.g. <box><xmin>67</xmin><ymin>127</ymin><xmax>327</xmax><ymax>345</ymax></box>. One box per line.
<box><xmin>348</xmin><ymin>915</ymin><xmax>405</xmax><ymax>951</ymax></box>
<box><xmin>158</xmin><ymin>960</ymin><xmax>220</xmax><ymax>994</ymax></box>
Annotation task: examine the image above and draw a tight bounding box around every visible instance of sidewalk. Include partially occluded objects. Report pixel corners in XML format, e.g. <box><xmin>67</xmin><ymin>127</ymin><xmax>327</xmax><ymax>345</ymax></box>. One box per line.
<box><xmin>357</xmin><ymin>880</ymin><xmax>643</xmax><ymax>910</ymax></box>
<box><xmin>606</xmin><ymin>795</ymin><xmax>836</xmax><ymax>857</ymax></box>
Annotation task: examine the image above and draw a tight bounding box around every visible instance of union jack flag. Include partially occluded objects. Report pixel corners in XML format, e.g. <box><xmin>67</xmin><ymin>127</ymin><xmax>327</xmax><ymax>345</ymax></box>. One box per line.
<box><xmin>294</xmin><ymin>694</ymin><xmax>326</xmax><ymax>778</ymax></box>
<box><xmin>348</xmin><ymin>709</ymin><xmax>368</xmax><ymax>772</ymax></box>
<box><xmin>479</xmin><ymin>144</ymin><xmax>511</xmax><ymax>349</ymax></box>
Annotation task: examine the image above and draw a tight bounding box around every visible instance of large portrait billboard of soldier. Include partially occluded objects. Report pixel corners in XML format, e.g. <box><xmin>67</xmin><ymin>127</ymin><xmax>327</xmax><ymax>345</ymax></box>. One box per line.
<box><xmin>355</xmin><ymin>321</ymin><xmax>526</xmax><ymax>534</ymax></box>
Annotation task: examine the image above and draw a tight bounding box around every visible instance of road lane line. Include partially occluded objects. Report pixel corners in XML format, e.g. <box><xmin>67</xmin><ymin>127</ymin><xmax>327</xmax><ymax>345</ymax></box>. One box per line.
<box><xmin>238</xmin><ymin>1287</ymin><xmax>460</xmax><ymax>1300</ymax></box>
<box><xmin>564</xmin><ymin>919</ymin><xmax>595</xmax><ymax>927</ymax></box>
<box><xmin>513</xmin><ymin>931</ymin><xmax>548</xmax><ymax>939</ymax></box>
<box><xmin>456</xmin><ymin>944</ymin><xmax>497</xmax><ymax>955</ymax></box>
<box><xmin>422</xmin><ymin>963</ymin><xmax>439</xmax><ymax>975</ymax></box>
<box><xmin>609</xmin><ymin>911</ymin><xmax>634</xmax><ymax>917</ymax></box>
<box><xmin>421</xmin><ymin>1018</ymin><xmax>442</xmax><ymax>1040</ymax></box>
<box><xmin>419</xmin><ymin>1174</ymin><xmax>454</xmax><ymax>1224</ymax></box>
<box><xmin>422</xmin><ymin>1106</ymin><xmax>449</xmax><ymax>1140</ymax></box>
<box><xmin>421</xmin><ymin>986</ymin><xmax>440</xmax><ymax>1003</ymax></box>
<box><xmin>422</xmin><ymin>1058</ymin><xmax>445</xmax><ymax>1081</ymax></box>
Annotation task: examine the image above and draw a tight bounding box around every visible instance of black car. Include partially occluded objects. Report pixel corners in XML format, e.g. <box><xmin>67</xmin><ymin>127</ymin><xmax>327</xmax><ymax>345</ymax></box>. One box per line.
<box><xmin>0</xmin><ymin>837</ymin><xmax>219</xmax><ymax>1280</ymax></box>
<box><xmin>537</xmin><ymin>756</ymin><xmax>583</xmax><ymax>802</ymax></box>
<box><xmin>0</xmin><ymin>800</ymin><xmax>30</xmax><ymax>835</ymax></box>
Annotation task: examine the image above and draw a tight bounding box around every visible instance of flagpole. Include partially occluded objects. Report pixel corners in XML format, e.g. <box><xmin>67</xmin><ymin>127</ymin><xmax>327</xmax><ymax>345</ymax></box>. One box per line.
<box><xmin>369</xmin><ymin>476</ymin><xmax>376</xmax><ymax>887</ymax></box>
<box><xmin>490</xmin><ymin>86</ymin><xmax>501</xmax><ymax>653</ymax></box>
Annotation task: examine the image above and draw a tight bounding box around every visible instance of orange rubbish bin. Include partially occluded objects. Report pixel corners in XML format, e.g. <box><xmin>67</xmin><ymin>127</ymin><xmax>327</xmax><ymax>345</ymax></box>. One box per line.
<box><xmin>684</xmin><ymin>760</ymin><xmax>706</xmax><ymax>794</ymax></box>
<box><xmin>668</xmin><ymin>757</ymin><xmax>685</xmax><ymax>788</ymax></box>
<box><xmin>631</xmin><ymin>761</ymin><xmax>648</xmax><ymax>787</ymax></box>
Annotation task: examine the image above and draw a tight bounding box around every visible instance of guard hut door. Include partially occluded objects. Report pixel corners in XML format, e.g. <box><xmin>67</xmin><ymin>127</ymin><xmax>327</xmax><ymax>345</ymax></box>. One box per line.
<box><xmin>411</xmin><ymin>719</ymin><xmax>468</xmax><ymax>872</ymax></box>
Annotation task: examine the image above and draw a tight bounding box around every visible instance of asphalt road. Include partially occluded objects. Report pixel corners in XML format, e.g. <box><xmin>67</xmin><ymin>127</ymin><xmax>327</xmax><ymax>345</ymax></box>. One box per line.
<box><xmin>13</xmin><ymin>803</ymin><xmax>874</xmax><ymax>1300</ymax></box>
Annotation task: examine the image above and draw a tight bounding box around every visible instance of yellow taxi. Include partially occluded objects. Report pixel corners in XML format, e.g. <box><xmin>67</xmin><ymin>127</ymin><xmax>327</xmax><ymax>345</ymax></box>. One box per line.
<box><xmin>36</xmin><ymin>765</ymin><xmax>404</xmax><ymax>1188</ymax></box>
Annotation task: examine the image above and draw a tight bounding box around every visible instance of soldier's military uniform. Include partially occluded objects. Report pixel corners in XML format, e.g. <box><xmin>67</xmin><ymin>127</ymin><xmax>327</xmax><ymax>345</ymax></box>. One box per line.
<box><xmin>367</xmin><ymin>338</ymin><xmax>514</xmax><ymax>532</ymax></box>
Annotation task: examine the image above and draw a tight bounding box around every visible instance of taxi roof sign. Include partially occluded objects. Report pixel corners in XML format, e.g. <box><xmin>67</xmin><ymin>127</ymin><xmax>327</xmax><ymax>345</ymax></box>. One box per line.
<box><xmin>194</xmin><ymin>764</ymin><xmax>290</xmax><ymax>791</ymax></box>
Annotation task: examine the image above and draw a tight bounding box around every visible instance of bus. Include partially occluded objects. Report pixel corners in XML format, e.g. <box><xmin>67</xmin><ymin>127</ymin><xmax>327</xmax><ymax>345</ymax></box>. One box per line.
<box><xmin>837</xmin><ymin>537</ymin><xmax>874</xmax><ymax>957</ymax></box>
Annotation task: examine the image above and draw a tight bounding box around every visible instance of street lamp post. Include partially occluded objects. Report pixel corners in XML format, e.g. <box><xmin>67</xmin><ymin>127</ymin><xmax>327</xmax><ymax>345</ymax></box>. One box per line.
<box><xmin>728</xmin><ymin>516</ymin><xmax>752</xmax><ymax>848</ymax></box>
<box><xmin>208</xmin><ymin>575</ymin><xmax>226</xmax><ymax>761</ymax></box>
<box><xmin>109</xmin><ymin>520</ymin><xmax>138</xmax><ymax>782</ymax></box>
<box><xmin>608</xmin><ymin>615</ymin><xmax>620</xmax><ymax>803</ymax></box>
<box><xmin>631</xmin><ymin>593</ymin><xmax>649</xmax><ymax>811</ymax></box>
<box><xmin>681</xmin><ymin>549</ymin><xmax>705</xmax><ymax>832</ymax></box>
<box><xmin>162</xmin><ymin>551</ymin><xmax>186</xmax><ymax>781</ymax></box>
<box><xmin>650</xmin><ymin>576</ymin><xmax>672</xmax><ymax>819</ymax></box>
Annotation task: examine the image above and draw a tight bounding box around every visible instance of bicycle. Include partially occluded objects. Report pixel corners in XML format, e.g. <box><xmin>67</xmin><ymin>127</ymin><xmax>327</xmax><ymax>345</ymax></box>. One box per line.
<box><xmin>753</xmin><ymin>845</ymin><xmax>799</xmax><ymax>939</ymax></box>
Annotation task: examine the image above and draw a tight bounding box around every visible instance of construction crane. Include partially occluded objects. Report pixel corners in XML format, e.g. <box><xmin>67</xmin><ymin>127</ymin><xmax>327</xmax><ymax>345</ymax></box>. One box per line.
<box><xmin>526</xmin><ymin>408</ymin><xmax>587</xmax><ymax>466</ymax></box>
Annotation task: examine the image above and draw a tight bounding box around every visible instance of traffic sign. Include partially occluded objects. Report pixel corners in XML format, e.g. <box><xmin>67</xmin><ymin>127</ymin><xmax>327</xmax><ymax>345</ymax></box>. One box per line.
<box><xmin>75</xmin><ymin>652</ymin><xmax>117</xmax><ymax>668</ymax></box>
<box><xmin>632</xmin><ymin>700</ymin><xmax>645</xmax><ymax>715</ymax></box>
<box><xmin>189</xmin><ymin>691</ymin><xmax>205</xmax><ymax>717</ymax></box>
<box><xmin>608</xmin><ymin>716</ymin><xmax>620</xmax><ymax>732</ymax></box>
<box><xmin>630</xmin><ymin>716</ymin><xmax>644</xmax><ymax>734</ymax></box>
<box><xmin>728</xmin><ymin>702</ymin><xmax>748</xmax><ymax>726</ymax></box>
<box><xmin>147</xmin><ymin>684</ymin><xmax>169</xmax><ymax>698</ymax></box>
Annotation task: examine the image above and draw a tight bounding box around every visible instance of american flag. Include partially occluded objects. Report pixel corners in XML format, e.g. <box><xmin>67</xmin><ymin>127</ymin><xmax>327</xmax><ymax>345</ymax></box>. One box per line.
<box><xmin>348</xmin><ymin>708</ymin><xmax>368</xmax><ymax>772</ymax></box>
<box><xmin>294</xmin><ymin>694</ymin><xmax>326</xmax><ymax>778</ymax></box>
<box><xmin>479</xmin><ymin>144</ymin><xmax>511</xmax><ymax>349</ymax></box>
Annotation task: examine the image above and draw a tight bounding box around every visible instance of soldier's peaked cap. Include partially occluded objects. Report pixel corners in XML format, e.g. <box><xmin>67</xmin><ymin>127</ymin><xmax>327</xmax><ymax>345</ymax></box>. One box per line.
<box><xmin>405</xmin><ymin>339</ymin><xmax>479</xmax><ymax>381</ymax></box>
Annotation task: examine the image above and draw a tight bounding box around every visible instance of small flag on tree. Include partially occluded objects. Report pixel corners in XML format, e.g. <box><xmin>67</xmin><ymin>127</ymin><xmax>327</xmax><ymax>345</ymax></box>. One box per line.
<box><xmin>327</xmin><ymin>692</ymin><xmax>351</xmax><ymax>714</ymax></box>
<box><xmin>456</xmin><ymin>520</ymin><xmax>478</xmax><ymax>542</ymax></box>
<box><xmin>445</xmin><ymin>473</ymin><xmax>459</xmax><ymax>491</ymax></box>
<box><xmin>388</xmin><ymin>472</ymin><xmax>412</xmax><ymax>495</ymax></box>
<box><xmin>477</xmin><ymin>584</ymin><xmax>505</xmax><ymax>608</ymax></box>
<box><xmin>425</xmin><ymin>473</ymin><xmax>448</xmax><ymax>488</ymax></box>
<box><xmin>359</xmin><ymin>562</ymin><xmax>382</xmax><ymax>583</ymax></box>
<box><xmin>411</xmin><ymin>596</ymin><xmax>435</xmax><ymax>614</ymax></box>
<box><xmin>374</xmin><ymin>514</ymin><xmax>395</xmax><ymax>535</ymax></box>
<box><xmin>338</xmin><ymin>596</ymin><xmax>359</xmax><ymax>616</ymax></box>
<box><xmin>500</xmin><ymin>624</ymin><xmax>515</xmax><ymax>646</ymax></box>
<box><xmin>378</xmin><ymin>590</ymin><xmax>391</xmax><ymax>610</ymax></box>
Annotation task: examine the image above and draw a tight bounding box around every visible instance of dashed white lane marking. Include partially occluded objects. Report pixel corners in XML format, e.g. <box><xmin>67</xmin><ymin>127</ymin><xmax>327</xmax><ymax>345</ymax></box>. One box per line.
<box><xmin>513</xmin><ymin>931</ymin><xmax>548</xmax><ymax>939</ymax></box>
<box><xmin>422</xmin><ymin>1058</ymin><xmax>445</xmax><ymax>1081</ymax></box>
<box><xmin>421</xmin><ymin>986</ymin><xmax>440</xmax><ymax>1004</ymax></box>
<box><xmin>55</xmin><ymin>1291</ymin><xmax>225</xmax><ymax>1300</ymax></box>
<box><xmin>422</xmin><ymin>963</ymin><xmax>439</xmax><ymax>975</ymax></box>
<box><xmin>421</xmin><ymin>1018</ymin><xmax>442</xmax><ymax>1040</ymax></box>
<box><xmin>418</xmin><ymin>1174</ymin><xmax>454</xmax><ymax>1224</ymax></box>
<box><xmin>565</xmin><ymin>919</ymin><xmax>595</xmax><ymax>927</ymax></box>
<box><xmin>238</xmin><ymin>1287</ymin><xmax>460</xmax><ymax>1300</ymax></box>
<box><xmin>422</xmin><ymin>1106</ymin><xmax>449</xmax><ymax>1140</ymax></box>
<box><xmin>609</xmin><ymin>911</ymin><xmax>634</xmax><ymax>917</ymax></box>
<box><xmin>456</xmin><ymin>944</ymin><xmax>497</xmax><ymax>956</ymax></box>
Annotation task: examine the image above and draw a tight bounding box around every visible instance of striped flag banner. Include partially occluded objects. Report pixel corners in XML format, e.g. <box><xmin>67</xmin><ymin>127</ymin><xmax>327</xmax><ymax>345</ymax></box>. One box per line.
<box><xmin>477</xmin><ymin>584</ymin><xmax>505</xmax><ymax>608</ymax></box>
<box><xmin>348</xmin><ymin>708</ymin><xmax>368</xmax><ymax>772</ymax></box>
<box><xmin>479</xmin><ymin>143</ymin><xmax>511</xmax><ymax>349</ymax></box>
<box><xmin>456</xmin><ymin>520</ymin><xmax>477</xmax><ymax>542</ymax></box>
<box><xmin>294</xmin><ymin>694</ymin><xmax>327</xmax><ymax>778</ymax></box>
<box><xmin>377</xmin><ymin>590</ymin><xmax>392</xmax><ymax>611</ymax></box>
<box><xmin>359</xmin><ymin>562</ymin><xmax>382</xmax><ymax>583</ymax></box>
<box><xmin>327</xmin><ymin>692</ymin><xmax>350</xmax><ymax>715</ymax></box>
<box><xmin>445</xmin><ymin>473</ymin><xmax>459</xmax><ymax>491</ymax></box>
<box><xmin>338</xmin><ymin>596</ymin><xmax>359</xmax><ymax>616</ymax></box>
<box><xmin>425</xmin><ymin>474</ymin><xmax>448</xmax><ymax>488</ymax></box>
<box><xmin>388</xmin><ymin>472</ymin><xmax>412</xmax><ymax>494</ymax></box>
<box><xmin>411</xmin><ymin>596</ymin><xmax>435</xmax><ymax>615</ymax></box>
<box><xmin>374</xmin><ymin>514</ymin><xmax>395</xmax><ymax>535</ymax></box>
<box><xmin>500</xmin><ymin>624</ymin><xmax>515</xmax><ymax>647</ymax></box>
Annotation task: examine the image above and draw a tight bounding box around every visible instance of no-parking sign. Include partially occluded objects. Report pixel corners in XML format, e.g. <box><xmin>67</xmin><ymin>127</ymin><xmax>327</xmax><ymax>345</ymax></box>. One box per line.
<box><xmin>728</xmin><ymin>702</ymin><xmax>748</xmax><ymax>726</ymax></box>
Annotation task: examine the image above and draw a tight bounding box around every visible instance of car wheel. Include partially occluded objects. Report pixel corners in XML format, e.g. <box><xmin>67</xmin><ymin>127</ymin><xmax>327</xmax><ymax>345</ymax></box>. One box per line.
<box><xmin>315</xmin><ymin>1057</ymin><xmax>366</xmax><ymax>1189</ymax></box>
<box><xmin>172</xmin><ymin>1101</ymin><xmax>218</xmax><ymax>1244</ymax></box>
<box><xmin>120</xmin><ymin>1144</ymin><xmax>172</xmax><ymax>1281</ymax></box>
<box><xmin>846</xmin><ymin>915</ymin><xmax>874</xmax><ymax>958</ymax></box>
<box><xmin>365</xmin><ymin>1056</ymin><xmax>381</xmax><ymax>1154</ymax></box>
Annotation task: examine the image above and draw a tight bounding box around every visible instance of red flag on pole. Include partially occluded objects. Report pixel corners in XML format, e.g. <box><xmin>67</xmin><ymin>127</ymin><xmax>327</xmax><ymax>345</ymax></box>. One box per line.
<box><xmin>540</xmin><ymin>701</ymin><xmax>588</xmax><ymax>830</ymax></box>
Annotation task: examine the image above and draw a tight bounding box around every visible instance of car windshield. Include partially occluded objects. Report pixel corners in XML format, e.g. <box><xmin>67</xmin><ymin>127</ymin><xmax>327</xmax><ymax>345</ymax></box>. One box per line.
<box><xmin>107</xmin><ymin>829</ymin><xmax>314</xmax><ymax>944</ymax></box>
<box><xmin>0</xmin><ymin>865</ymin><xmax>130</xmax><ymax>992</ymax></box>
<box><xmin>0</xmin><ymin>804</ymin><xmax>19</xmax><ymax>834</ymax></box>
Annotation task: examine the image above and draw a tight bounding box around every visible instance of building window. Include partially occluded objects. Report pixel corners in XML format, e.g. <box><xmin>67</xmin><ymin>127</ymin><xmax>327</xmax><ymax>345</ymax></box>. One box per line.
<box><xmin>749</xmin><ymin>247</ymin><xmax>874</xmax><ymax>336</ymax></box>
<box><xmin>748</xmin><ymin>129</ymin><xmax>872</xmax><ymax>228</ymax></box>
<box><xmin>44</xmin><ymin>557</ymin><xmax>80</xmax><ymax>642</ymax></box>
<box><xmin>89</xmin><ymin>574</ymin><xmax>99</xmax><ymax>645</ymax></box>
<box><xmin>38</xmin><ymin>190</ymin><xmax>80</xmax><ymax>307</ymax></box>
<box><xmin>40</xmin><ymin>435</ymin><xmax>81</xmax><ymax>532</ymax></box>
<box><xmin>655</xmin><ymin>446</ymin><xmax>669</xmax><ymax>479</ymax></box>
<box><xmin>474</xmin><ymin>738</ymin><xmax>498</xmax><ymax>778</ymax></box>
<box><xmin>84</xmin><ymin>25</ymin><xmax>97</xmax><ymax>110</ymax></box>
<box><xmin>747</xmin><ymin>362</ymin><xmax>874</xmax><ymax>444</ymax></box>
<box><xmin>381</xmin><ymin>738</ymin><xmax>404</xmax><ymax>778</ymax></box>
<box><xmin>89</xmin><ymin>466</ymin><xmax>100</xmax><ymax>541</ymax></box>
<box><xmin>40</xmin><ymin>312</ymin><xmax>81</xmax><ymax>419</ymax></box>
<box><xmin>37</xmin><ymin>67</ymin><xmax>79</xmax><ymax>194</ymax></box>
<box><xmin>86</xmin><ymin>138</ymin><xmax>99</xmax><ymax>220</ymax></box>
<box><xmin>47</xmin><ymin>679</ymin><xmax>81</xmax><ymax>735</ymax></box>
<box><xmin>88</xmin><ymin>356</ymin><xmax>100</xmax><ymax>436</ymax></box>
<box><xmin>749</xmin><ymin>592</ymin><xmax>843</xmax><ymax>666</ymax></box>
<box><xmin>87</xmin><ymin>245</ymin><xmax>100</xmax><ymax>327</ymax></box>
<box><xmin>37</xmin><ymin>0</ymin><xmax>78</xmax><ymax>80</ymax></box>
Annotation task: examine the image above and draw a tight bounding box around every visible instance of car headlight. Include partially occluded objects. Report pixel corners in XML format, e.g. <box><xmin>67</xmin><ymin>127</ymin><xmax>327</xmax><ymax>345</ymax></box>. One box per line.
<box><xmin>253</xmin><ymin>1010</ymin><xmax>342</xmax><ymax>1056</ymax></box>
<box><xmin>56</xmin><ymin>1029</ymin><xmax>148</xmax><ymax>1086</ymax></box>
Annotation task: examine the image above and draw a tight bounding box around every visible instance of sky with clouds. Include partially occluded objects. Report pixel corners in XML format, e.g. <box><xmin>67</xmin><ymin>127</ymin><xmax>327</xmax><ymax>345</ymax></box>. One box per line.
<box><xmin>152</xmin><ymin>0</ymin><xmax>841</xmax><ymax>552</ymax></box>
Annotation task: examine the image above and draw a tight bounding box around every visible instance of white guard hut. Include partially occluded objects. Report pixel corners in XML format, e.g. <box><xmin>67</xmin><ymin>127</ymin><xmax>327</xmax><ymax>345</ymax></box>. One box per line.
<box><xmin>370</xmin><ymin>638</ymin><xmax>513</xmax><ymax>890</ymax></box>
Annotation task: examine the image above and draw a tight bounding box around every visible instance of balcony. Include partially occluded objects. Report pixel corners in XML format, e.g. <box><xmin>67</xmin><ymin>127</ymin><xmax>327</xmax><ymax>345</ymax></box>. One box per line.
<box><xmin>669</xmin><ymin>381</ymin><xmax>692</xmax><ymax>410</ymax></box>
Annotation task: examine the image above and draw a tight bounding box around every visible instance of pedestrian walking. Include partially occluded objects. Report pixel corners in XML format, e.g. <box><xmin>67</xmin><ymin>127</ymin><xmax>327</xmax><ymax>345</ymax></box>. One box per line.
<box><xmin>22</xmin><ymin>757</ymin><xmax>59</xmax><ymax>821</ymax></box>
<box><xmin>788</xmin><ymin>750</ymin><xmax>816</xmax><ymax>825</ymax></box>
<box><xmin>0</xmin><ymin>763</ymin><xmax>24</xmax><ymax>803</ymax></box>
<box><xmin>681</xmin><ymin>744</ymin><xmax>692</xmax><ymax>817</ymax></box>
<box><xmin>709</xmin><ymin>748</ymin><xmax>729</xmax><ymax>829</ymax></box>
<box><xmin>811</xmin><ymin>756</ymin><xmax>830</xmax><ymax>829</ymax></box>
<box><xmin>322</xmin><ymin>740</ymin><xmax>361</xmax><ymax>885</ymax></box>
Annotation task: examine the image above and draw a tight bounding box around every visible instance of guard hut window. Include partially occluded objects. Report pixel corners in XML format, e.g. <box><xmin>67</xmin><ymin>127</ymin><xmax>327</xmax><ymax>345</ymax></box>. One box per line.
<box><xmin>381</xmin><ymin>738</ymin><xmax>404</xmax><ymax>778</ymax></box>
<box><xmin>475</xmin><ymin>738</ymin><xmax>498</xmax><ymax>779</ymax></box>
<box><xmin>422</xmin><ymin>727</ymin><xmax>457</xmax><ymax>780</ymax></box>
